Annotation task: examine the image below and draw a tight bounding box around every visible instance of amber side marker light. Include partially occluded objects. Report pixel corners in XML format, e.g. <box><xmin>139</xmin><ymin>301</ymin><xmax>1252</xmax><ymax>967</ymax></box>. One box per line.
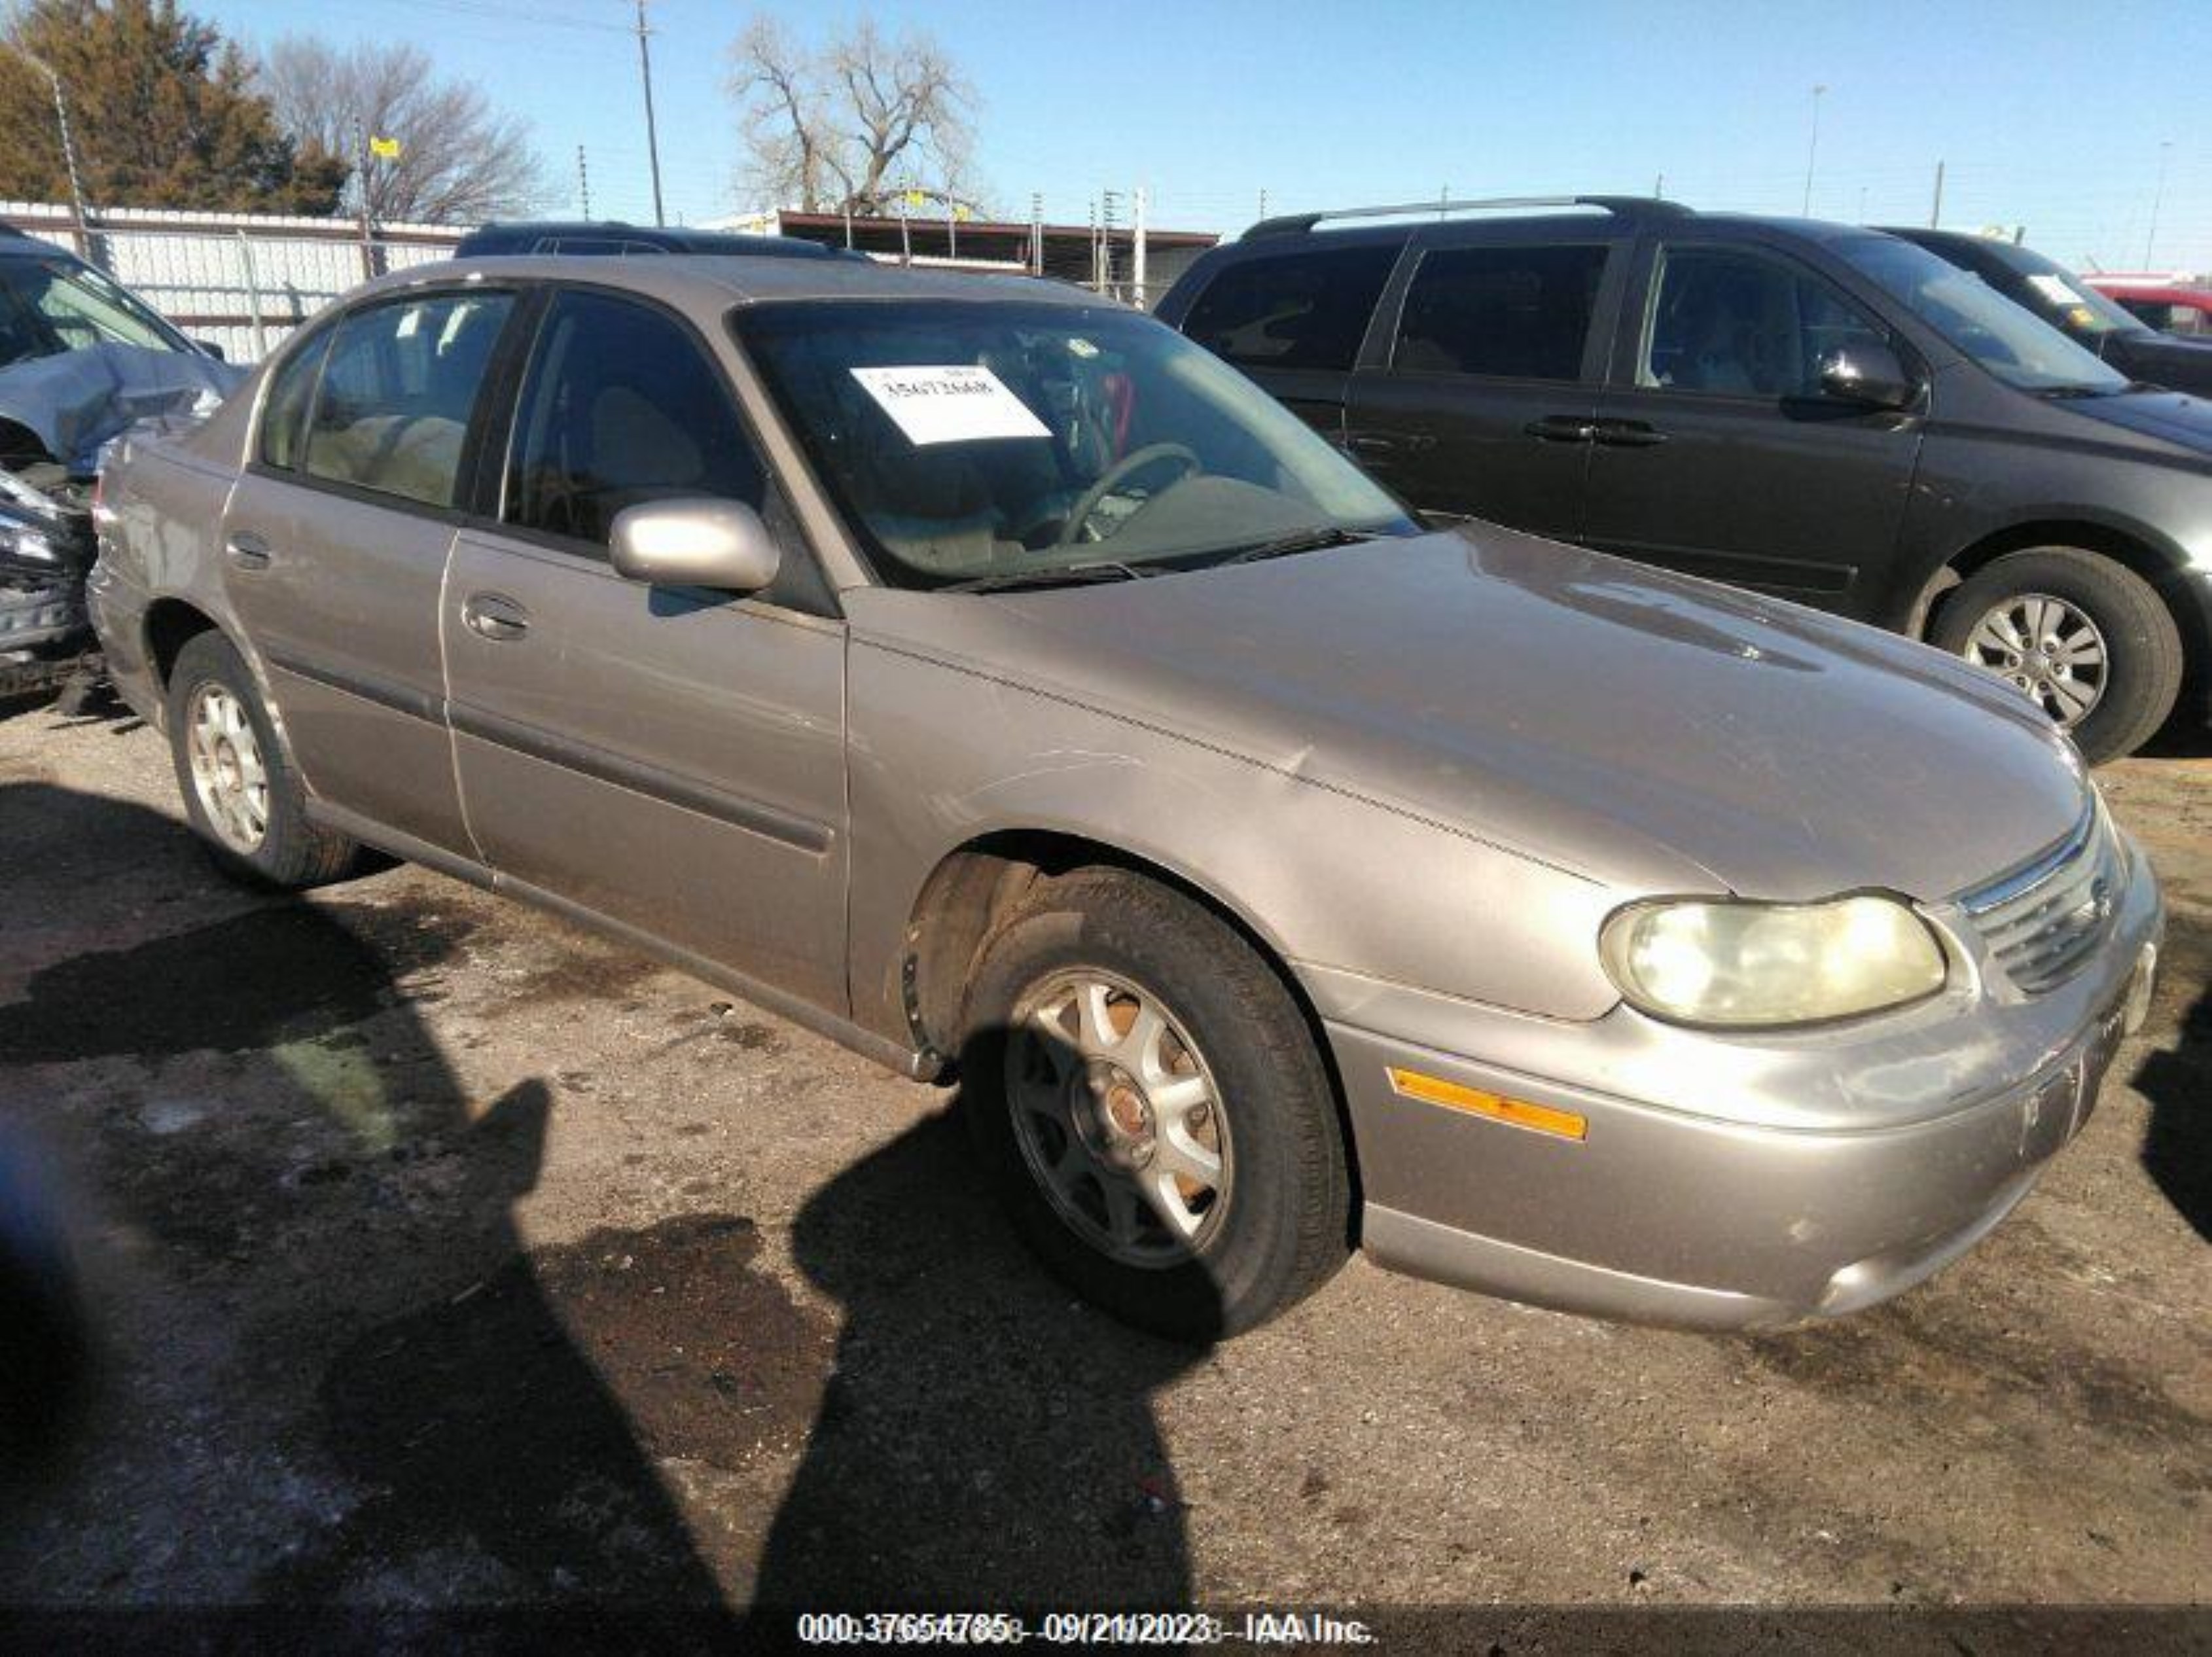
<box><xmin>1386</xmin><ymin>1067</ymin><xmax>1588</xmax><ymax>1142</ymax></box>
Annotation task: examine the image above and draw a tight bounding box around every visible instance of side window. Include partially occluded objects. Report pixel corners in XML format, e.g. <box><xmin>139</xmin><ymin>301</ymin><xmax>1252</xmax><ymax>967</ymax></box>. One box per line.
<box><xmin>1392</xmin><ymin>243</ymin><xmax>1609</xmax><ymax>380</ymax></box>
<box><xmin>257</xmin><ymin>330</ymin><xmax>331</xmax><ymax>471</ymax></box>
<box><xmin>503</xmin><ymin>289</ymin><xmax>765</xmax><ymax>550</ymax></box>
<box><xmin>1641</xmin><ymin>246</ymin><xmax>1887</xmax><ymax>398</ymax></box>
<box><xmin>1181</xmin><ymin>245</ymin><xmax>1400</xmax><ymax>372</ymax></box>
<box><xmin>302</xmin><ymin>291</ymin><xmax>515</xmax><ymax>507</ymax></box>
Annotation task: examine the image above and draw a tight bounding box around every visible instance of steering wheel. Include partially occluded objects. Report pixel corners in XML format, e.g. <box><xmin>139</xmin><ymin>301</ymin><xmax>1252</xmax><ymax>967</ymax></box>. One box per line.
<box><xmin>1056</xmin><ymin>443</ymin><xmax>1200</xmax><ymax>546</ymax></box>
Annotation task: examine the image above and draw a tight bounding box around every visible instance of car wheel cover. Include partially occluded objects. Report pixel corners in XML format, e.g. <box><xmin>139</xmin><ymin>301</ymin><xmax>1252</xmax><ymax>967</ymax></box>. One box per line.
<box><xmin>1005</xmin><ymin>967</ymin><xmax>1232</xmax><ymax>1269</ymax></box>
<box><xmin>1960</xmin><ymin>591</ymin><xmax>2109</xmax><ymax>728</ymax></box>
<box><xmin>185</xmin><ymin>681</ymin><xmax>270</xmax><ymax>852</ymax></box>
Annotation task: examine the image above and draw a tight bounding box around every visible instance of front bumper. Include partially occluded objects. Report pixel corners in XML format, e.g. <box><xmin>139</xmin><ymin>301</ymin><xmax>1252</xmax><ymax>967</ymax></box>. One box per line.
<box><xmin>1314</xmin><ymin>843</ymin><xmax>2164</xmax><ymax>1330</ymax></box>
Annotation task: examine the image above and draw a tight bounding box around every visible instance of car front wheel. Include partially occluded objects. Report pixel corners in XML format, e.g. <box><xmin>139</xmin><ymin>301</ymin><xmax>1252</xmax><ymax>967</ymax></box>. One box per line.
<box><xmin>959</xmin><ymin>867</ymin><xmax>1351</xmax><ymax>1340</ymax></box>
<box><xmin>1932</xmin><ymin>546</ymin><xmax>2183</xmax><ymax>764</ymax></box>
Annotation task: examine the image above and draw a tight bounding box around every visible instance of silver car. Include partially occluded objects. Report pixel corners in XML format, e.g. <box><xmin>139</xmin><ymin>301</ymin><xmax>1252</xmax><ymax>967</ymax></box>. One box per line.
<box><xmin>89</xmin><ymin>255</ymin><xmax>2164</xmax><ymax>1339</ymax></box>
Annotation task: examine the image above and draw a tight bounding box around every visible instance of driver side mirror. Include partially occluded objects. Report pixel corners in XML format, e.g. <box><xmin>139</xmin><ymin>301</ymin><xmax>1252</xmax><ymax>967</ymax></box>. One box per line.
<box><xmin>609</xmin><ymin>497</ymin><xmax>782</xmax><ymax>593</ymax></box>
<box><xmin>1817</xmin><ymin>342</ymin><xmax>1918</xmax><ymax>411</ymax></box>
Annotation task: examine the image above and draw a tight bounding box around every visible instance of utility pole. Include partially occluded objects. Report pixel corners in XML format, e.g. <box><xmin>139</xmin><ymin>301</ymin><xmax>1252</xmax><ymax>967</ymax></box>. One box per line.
<box><xmin>1929</xmin><ymin>160</ymin><xmax>1945</xmax><ymax>228</ymax></box>
<box><xmin>1101</xmin><ymin>189</ymin><xmax>1122</xmax><ymax>296</ymax></box>
<box><xmin>8</xmin><ymin>48</ymin><xmax>92</xmax><ymax>258</ymax></box>
<box><xmin>1257</xmin><ymin>187</ymin><xmax>1268</xmax><ymax>223</ymax></box>
<box><xmin>1133</xmin><ymin>186</ymin><xmax>1148</xmax><ymax>309</ymax></box>
<box><xmin>1802</xmin><ymin>83</ymin><xmax>1827</xmax><ymax>215</ymax></box>
<box><xmin>351</xmin><ymin>115</ymin><xmax>376</xmax><ymax>279</ymax></box>
<box><xmin>577</xmin><ymin>145</ymin><xmax>591</xmax><ymax>219</ymax></box>
<box><xmin>634</xmin><ymin>0</ymin><xmax>665</xmax><ymax>226</ymax></box>
<box><xmin>2145</xmin><ymin>139</ymin><xmax>2172</xmax><ymax>269</ymax></box>
<box><xmin>1653</xmin><ymin>173</ymin><xmax>1664</xmax><ymax>199</ymax></box>
<box><xmin>1030</xmin><ymin>191</ymin><xmax>1043</xmax><ymax>274</ymax></box>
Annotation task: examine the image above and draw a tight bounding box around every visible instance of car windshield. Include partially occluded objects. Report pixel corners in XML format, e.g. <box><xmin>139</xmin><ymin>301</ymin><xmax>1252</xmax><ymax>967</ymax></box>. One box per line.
<box><xmin>738</xmin><ymin>298</ymin><xmax>1419</xmax><ymax>589</ymax></box>
<box><xmin>0</xmin><ymin>256</ymin><xmax>190</xmax><ymax>366</ymax></box>
<box><xmin>1971</xmin><ymin>242</ymin><xmax>2147</xmax><ymax>341</ymax></box>
<box><xmin>1836</xmin><ymin>236</ymin><xmax>2131</xmax><ymax>395</ymax></box>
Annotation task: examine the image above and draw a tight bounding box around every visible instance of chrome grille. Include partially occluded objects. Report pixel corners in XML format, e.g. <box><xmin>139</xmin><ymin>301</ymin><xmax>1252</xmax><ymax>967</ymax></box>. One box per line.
<box><xmin>1960</xmin><ymin>805</ymin><xmax>2122</xmax><ymax>995</ymax></box>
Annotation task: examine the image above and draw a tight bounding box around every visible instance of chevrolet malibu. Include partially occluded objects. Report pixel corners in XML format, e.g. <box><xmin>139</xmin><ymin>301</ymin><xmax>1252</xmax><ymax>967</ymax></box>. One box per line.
<box><xmin>89</xmin><ymin>255</ymin><xmax>2164</xmax><ymax>1339</ymax></box>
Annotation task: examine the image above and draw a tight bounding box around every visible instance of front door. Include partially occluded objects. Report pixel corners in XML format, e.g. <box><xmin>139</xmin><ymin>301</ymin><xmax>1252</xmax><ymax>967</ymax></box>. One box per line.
<box><xmin>221</xmin><ymin>287</ymin><xmax>518</xmax><ymax>854</ymax></box>
<box><xmin>1579</xmin><ymin>239</ymin><xmax>1924</xmax><ymax>613</ymax></box>
<box><xmin>442</xmin><ymin>287</ymin><xmax>849</xmax><ymax>1012</ymax></box>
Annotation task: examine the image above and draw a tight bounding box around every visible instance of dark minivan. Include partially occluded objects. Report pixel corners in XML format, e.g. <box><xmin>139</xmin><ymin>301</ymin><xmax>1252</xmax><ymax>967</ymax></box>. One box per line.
<box><xmin>1156</xmin><ymin>197</ymin><xmax>2212</xmax><ymax>762</ymax></box>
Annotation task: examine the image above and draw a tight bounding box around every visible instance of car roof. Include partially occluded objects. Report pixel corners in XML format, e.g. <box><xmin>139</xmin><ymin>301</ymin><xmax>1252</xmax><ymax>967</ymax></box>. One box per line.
<box><xmin>1217</xmin><ymin>200</ymin><xmax>1887</xmax><ymax>257</ymax></box>
<box><xmin>454</xmin><ymin>220</ymin><xmax>855</xmax><ymax>260</ymax></box>
<box><xmin>353</xmin><ymin>252</ymin><xmax>1109</xmax><ymax>312</ymax></box>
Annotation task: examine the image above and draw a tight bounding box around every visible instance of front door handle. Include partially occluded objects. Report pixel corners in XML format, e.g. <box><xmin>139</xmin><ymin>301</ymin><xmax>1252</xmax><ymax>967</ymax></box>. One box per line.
<box><xmin>224</xmin><ymin>531</ymin><xmax>272</xmax><ymax>571</ymax></box>
<box><xmin>1590</xmin><ymin>419</ymin><xmax>1669</xmax><ymax>448</ymax></box>
<box><xmin>1346</xmin><ymin>433</ymin><xmax>1435</xmax><ymax>456</ymax></box>
<box><xmin>461</xmin><ymin>592</ymin><xmax>531</xmax><ymax>641</ymax></box>
<box><xmin>1522</xmin><ymin>416</ymin><xmax>1598</xmax><ymax>444</ymax></box>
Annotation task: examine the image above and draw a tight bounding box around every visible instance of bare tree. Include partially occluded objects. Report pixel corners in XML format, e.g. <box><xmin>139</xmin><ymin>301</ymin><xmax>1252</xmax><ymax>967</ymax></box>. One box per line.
<box><xmin>728</xmin><ymin>16</ymin><xmax>980</xmax><ymax>217</ymax></box>
<box><xmin>260</xmin><ymin>38</ymin><xmax>547</xmax><ymax>225</ymax></box>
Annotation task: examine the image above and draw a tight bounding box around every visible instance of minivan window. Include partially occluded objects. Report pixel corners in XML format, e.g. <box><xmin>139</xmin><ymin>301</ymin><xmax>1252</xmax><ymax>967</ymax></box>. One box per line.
<box><xmin>1834</xmin><ymin>235</ymin><xmax>2130</xmax><ymax>395</ymax></box>
<box><xmin>1641</xmin><ymin>246</ymin><xmax>1889</xmax><ymax>397</ymax></box>
<box><xmin>301</xmin><ymin>291</ymin><xmax>514</xmax><ymax>508</ymax></box>
<box><xmin>503</xmin><ymin>289</ymin><xmax>765</xmax><ymax>548</ymax></box>
<box><xmin>1393</xmin><ymin>243</ymin><xmax>1608</xmax><ymax>381</ymax></box>
<box><xmin>1181</xmin><ymin>245</ymin><xmax>1400</xmax><ymax>373</ymax></box>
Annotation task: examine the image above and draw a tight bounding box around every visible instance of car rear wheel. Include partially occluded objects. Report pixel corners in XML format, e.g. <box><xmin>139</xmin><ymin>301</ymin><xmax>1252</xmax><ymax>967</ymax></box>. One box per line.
<box><xmin>959</xmin><ymin>867</ymin><xmax>1351</xmax><ymax>1340</ymax></box>
<box><xmin>1931</xmin><ymin>547</ymin><xmax>2183</xmax><ymax>764</ymax></box>
<box><xmin>166</xmin><ymin>632</ymin><xmax>360</xmax><ymax>888</ymax></box>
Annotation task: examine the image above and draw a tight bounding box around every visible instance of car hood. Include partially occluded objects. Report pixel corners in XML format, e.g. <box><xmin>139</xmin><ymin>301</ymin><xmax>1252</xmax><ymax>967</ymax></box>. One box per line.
<box><xmin>2107</xmin><ymin>330</ymin><xmax>2212</xmax><ymax>400</ymax></box>
<box><xmin>2048</xmin><ymin>382</ymin><xmax>2212</xmax><ymax>453</ymax></box>
<box><xmin>859</xmin><ymin>527</ymin><xmax>2090</xmax><ymax>901</ymax></box>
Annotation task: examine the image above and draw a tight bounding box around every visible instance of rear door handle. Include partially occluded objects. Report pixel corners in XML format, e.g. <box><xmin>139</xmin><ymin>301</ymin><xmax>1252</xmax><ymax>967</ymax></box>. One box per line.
<box><xmin>1522</xmin><ymin>416</ymin><xmax>1598</xmax><ymax>444</ymax></box>
<box><xmin>1590</xmin><ymin>419</ymin><xmax>1668</xmax><ymax>448</ymax></box>
<box><xmin>461</xmin><ymin>592</ymin><xmax>530</xmax><ymax>641</ymax></box>
<box><xmin>224</xmin><ymin>531</ymin><xmax>272</xmax><ymax>571</ymax></box>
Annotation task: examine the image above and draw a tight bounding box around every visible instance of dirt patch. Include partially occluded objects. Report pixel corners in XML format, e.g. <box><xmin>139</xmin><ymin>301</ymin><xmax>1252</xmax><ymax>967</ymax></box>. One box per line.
<box><xmin>266</xmin><ymin>1213</ymin><xmax>831</xmax><ymax>1602</ymax></box>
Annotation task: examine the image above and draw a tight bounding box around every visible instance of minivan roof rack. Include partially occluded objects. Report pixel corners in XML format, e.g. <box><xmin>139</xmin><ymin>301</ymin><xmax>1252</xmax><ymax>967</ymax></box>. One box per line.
<box><xmin>1243</xmin><ymin>194</ymin><xmax>1692</xmax><ymax>240</ymax></box>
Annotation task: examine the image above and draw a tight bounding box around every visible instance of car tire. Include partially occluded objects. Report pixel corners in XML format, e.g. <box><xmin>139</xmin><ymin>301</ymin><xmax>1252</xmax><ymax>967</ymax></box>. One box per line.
<box><xmin>1931</xmin><ymin>547</ymin><xmax>2183</xmax><ymax>764</ymax></box>
<box><xmin>958</xmin><ymin>867</ymin><xmax>1351</xmax><ymax>1341</ymax></box>
<box><xmin>165</xmin><ymin>631</ymin><xmax>360</xmax><ymax>889</ymax></box>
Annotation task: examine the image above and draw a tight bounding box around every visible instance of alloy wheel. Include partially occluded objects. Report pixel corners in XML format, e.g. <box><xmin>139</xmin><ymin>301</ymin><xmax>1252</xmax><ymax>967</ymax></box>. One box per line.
<box><xmin>1004</xmin><ymin>969</ymin><xmax>1231</xmax><ymax>1268</ymax></box>
<box><xmin>185</xmin><ymin>682</ymin><xmax>270</xmax><ymax>852</ymax></box>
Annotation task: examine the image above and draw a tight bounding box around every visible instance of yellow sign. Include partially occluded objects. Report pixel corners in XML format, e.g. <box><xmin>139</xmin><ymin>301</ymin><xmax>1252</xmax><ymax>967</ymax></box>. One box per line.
<box><xmin>368</xmin><ymin>135</ymin><xmax>402</xmax><ymax>160</ymax></box>
<box><xmin>953</xmin><ymin>204</ymin><xmax>972</xmax><ymax>222</ymax></box>
<box><xmin>902</xmin><ymin>189</ymin><xmax>926</xmax><ymax>208</ymax></box>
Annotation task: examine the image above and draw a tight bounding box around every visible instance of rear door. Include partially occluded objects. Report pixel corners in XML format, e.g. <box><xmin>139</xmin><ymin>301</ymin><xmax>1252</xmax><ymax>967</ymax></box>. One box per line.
<box><xmin>1342</xmin><ymin>232</ymin><xmax>1626</xmax><ymax>538</ymax></box>
<box><xmin>1579</xmin><ymin>235</ymin><xmax>1923</xmax><ymax>612</ymax></box>
<box><xmin>442</xmin><ymin>286</ymin><xmax>850</xmax><ymax>1012</ymax></box>
<box><xmin>221</xmin><ymin>286</ymin><xmax>518</xmax><ymax>854</ymax></box>
<box><xmin>1173</xmin><ymin>240</ymin><xmax>1404</xmax><ymax>440</ymax></box>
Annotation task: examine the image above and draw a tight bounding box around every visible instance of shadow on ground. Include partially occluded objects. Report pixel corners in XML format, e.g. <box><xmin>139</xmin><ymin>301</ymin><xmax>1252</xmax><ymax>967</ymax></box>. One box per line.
<box><xmin>1</xmin><ymin>780</ymin><xmax>1213</xmax><ymax>1620</ymax></box>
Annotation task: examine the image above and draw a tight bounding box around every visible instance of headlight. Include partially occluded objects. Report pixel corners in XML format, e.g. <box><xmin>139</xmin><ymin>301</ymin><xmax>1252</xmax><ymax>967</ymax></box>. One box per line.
<box><xmin>1599</xmin><ymin>893</ymin><xmax>1948</xmax><ymax>1028</ymax></box>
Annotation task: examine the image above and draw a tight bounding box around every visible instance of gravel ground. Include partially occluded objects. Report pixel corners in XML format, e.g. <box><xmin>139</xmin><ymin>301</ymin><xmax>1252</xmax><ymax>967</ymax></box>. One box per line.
<box><xmin>0</xmin><ymin>691</ymin><xmax>2205</xmax><ymax>1641</ymax></box>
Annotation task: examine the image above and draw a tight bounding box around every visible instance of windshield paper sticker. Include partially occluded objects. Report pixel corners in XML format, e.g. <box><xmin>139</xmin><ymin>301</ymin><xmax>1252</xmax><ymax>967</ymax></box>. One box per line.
<box><xmin>2027</xmin><ymin>273</ymin><xmax>2088</xmax><ymax>308</ymax></box>
<box><xmin>851</xmin><ymin>365</ymin><xmax>1051</xmax><ymax>446</ymax></box>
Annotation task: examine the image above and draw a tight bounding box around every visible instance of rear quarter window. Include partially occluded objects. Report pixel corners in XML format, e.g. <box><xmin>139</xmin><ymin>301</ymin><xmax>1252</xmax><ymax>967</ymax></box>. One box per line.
<box><xmin>1180</xmin><ymin>244</ymin><xmax>1400</xmax><ymax>373</ymax></box>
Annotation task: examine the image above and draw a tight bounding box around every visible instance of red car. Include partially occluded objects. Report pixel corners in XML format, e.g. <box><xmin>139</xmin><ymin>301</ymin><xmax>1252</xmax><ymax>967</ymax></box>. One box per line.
<box><xmin>2085</xmin><ymin>279</ymin><xmax>2212</xmax><ymax>338</ymax></box>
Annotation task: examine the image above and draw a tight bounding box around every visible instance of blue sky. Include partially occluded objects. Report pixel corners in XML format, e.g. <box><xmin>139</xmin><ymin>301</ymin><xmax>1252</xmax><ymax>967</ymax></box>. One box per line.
<box><xmin>209</xmin><ymin>0</ymin><xmax>2209</xmax><ymax>272</ymax></box>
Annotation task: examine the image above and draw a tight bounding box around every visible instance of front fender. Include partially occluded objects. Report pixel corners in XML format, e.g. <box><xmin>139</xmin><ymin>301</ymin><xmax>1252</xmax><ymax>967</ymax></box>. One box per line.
<box><xmin>843</xmin><ymin>635</ymin><xmax>1625</xmax><ymax>1052</ymax></box>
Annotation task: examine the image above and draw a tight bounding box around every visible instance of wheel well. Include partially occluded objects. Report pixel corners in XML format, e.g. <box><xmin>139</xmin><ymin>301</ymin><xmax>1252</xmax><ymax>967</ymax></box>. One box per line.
<box><xmin>142</xmin><ymin>599</ymin><xmax>220</xmax><ymax>692</ymax></box>
<box><xmin>1916</xmin><ymin>523</ymin><xmax>2207</xmax><ymax>681</ymax></box>
<box><xmin>902</xmin><ymin>829</ymin><xmax>1365</xmax><ymax>1230</ymax></box>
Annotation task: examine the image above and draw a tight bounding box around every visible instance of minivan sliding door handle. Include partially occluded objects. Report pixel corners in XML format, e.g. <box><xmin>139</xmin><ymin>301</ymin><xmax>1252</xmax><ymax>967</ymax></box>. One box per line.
<box><xmin>1346</xmin><ymin>433</ymin><xmax>1435</xmax><ymax>456</ymax></box>
<box><xmin>224</xmin><ymin>531</ymin><xmax>272</xmax><ymax>570</ymax></box>
<box><xmin>1522</xmin><ymin>416</ymin><xmax>1598</xmax><ymax>444</ymax></box>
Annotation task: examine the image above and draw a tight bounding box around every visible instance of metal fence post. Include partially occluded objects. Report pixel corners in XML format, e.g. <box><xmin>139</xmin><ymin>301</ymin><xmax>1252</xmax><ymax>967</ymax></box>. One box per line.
<box><xmin>236</xmin><ymin>229</ymin><xmax>267</xmax><ymax>361</ymax></box>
